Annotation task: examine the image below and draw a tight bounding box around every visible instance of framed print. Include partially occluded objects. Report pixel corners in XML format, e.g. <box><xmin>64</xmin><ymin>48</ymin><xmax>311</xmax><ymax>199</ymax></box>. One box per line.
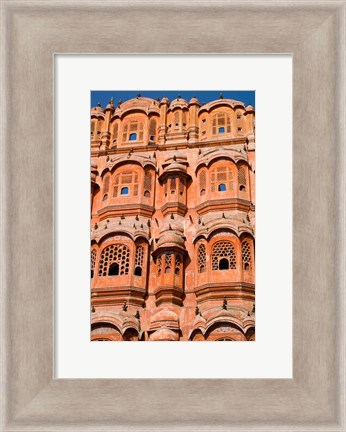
<box><xmin>1</xmin><ymin>1</ymin><xmax>345</xmax><ymax>431</ymax></box>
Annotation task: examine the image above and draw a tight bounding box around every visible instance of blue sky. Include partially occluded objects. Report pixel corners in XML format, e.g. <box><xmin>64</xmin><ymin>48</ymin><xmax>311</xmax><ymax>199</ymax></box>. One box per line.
<box><xmin>91</xmin><ymin>91</ymin><xmax>255</xmax><ymax>109</ymax></box>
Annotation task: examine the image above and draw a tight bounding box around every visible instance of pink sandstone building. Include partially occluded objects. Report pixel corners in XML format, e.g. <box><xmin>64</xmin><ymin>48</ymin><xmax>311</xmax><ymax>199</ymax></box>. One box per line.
<box><xmin>90</xmin><ymin>94</ymin><xmax>255</xmax><ymax>341</ymax></box>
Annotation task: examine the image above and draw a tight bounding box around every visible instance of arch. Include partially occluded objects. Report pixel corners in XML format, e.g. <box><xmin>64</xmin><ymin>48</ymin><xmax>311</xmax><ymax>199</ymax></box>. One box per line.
<box><xmin>212</xmin><ymin>112</ymin><xmax>231</xmax><ymax>135</ymax></box>
<box><xmin>108</xmin><ymin>262</ymin><xmax>119</xmax><ymax>276</ymax></box>
<box><xmin>219</xmin><ymin>257</ymin><xmax>229</xmax><ymax>270</ymax></box>
<box><xmin>197</xmin><ymin>243</ymin><xmax>206</xmax><ymax>273</ymax></box>
<box><xmin>91</xmin><ymin>248</ymin><xmax>97</xmax><ymax>279</ymax></box>
<box><xmin>149</xmin><ymin>118</ymin><xmax>157</xmax><ymax>141</ymax></box>
<box><xmin>211</xmin><ymin>241</ymin><xmax>237</xmax><ymax>270</ymax></box>
<box><xmin>211</xmin><ymin>165</ymin><xmax>234</xmax><ymax>193</ymax></box>
<box><xmin>134</xmin><ymin>244</ymin><xmax>144</xmax><ymax>276</ymax></box>
<box><xmin>98</xmin><ymin>243</ymin><xmax>130</xmax><ymax>277</ymax></box>
<box><xmin>113</xmin><ymin>168</ymin><xmax>139</xmax><ymax>198</ymax></box>
<box><xmin>241</xmin><ymin>240</ymin><xmax>253</xmax><ymax>271</ymax></box>
<box><xmin>238</xmin><ymin>165</ymin><xmax>247</xmax><ymax>191</ymax></box>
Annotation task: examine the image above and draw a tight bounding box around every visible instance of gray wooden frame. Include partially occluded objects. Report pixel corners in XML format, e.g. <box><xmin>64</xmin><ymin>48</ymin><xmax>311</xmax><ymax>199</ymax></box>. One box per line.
<box><xmin>1</xmin><ymin>1</ymin><xmax>345</xmax><ymax>431</ymax></box>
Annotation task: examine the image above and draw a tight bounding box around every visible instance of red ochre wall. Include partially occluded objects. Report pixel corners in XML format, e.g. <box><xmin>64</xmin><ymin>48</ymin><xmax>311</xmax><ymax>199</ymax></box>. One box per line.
<box><xmin>90</xmin><ymin>95</ymin><xmax>255</xmax><ymax>341</ymax></box>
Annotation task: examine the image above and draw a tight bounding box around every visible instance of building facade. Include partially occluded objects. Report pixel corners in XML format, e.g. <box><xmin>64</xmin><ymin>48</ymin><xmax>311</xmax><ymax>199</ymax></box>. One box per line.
<box><xmin>90</xmin><ymin>94</ymin><xmax>255</xmax><ymax>341</ymax></box>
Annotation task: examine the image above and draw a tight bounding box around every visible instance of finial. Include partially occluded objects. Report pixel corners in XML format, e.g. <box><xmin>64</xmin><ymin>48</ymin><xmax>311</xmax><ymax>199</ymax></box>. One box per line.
<box><xmin>177</xmin><ymin>94</ymin><xmax>181</xmax><ymax>99</ymax></box>
<box><xmin>147</xmin><ymin>219</ymin><xmax>151</xmax><ymax>227</ymax></box>
<box><xmin>223</xmin><ymin>297</ymin><xmax>228</xmax><ymax>310</ymax></box>
<box><xmin>198</xmin><ymin>148</ymin><xmax>201</xmax><ymax>155</ymax></box>
<box><xmin>156</xmin><ymin>97</ymin><xmax>160</xmax><ymax>102</ymax></box>
<box><xmin>118</xmin><ymin>99</ymin><xmax>122</xmax><ymax>107</ymax></box>
<box><xmin>195</xmin><ymin>306</ymin><xmax>200</xmax><ymax>316</ymax></box>
<box><xmin>170</xmin><ymin>213</ymin><xmax>174</xmax><ymax>220</ymax></box>
<box><xmin>135</xmin><ymin>310</ymin><xmax>140</xmax><ymax>319</ymax></box>
<box><xmin>219</xmin><ymin>92</ymin><xmax>223</xmax><ymax>99</ymax></box>
<box><xmin>173</xmin><ymin>154</ymin><xmax>177</xmax><ymax>161</ymax></box>
<box><xmin>121</xmin><ymin>214</ymin><xmax>125</xmax><ymax>219</ymax></box>
<box><xmin>252</xmin><ymin>304</ymin><xmax>255</xmax><ymax>313</ymax></box>
<box><xmin>94</xmin><ymin>223</ymin><xmax>98</xmax><ymax>230</ymax></box>
<box><xmin>135</xmin><ymin>214</ymin><xmax>139</xmax><ymax>221</ymax></box>
<box><xmin>137</xmin><ymin>92</ymin><xmax>141</xmax><ymax>98</ymax></box>
<box><xmin>91</xmin><ymin>305</ymin><xmax>95</xmax><ymax>313</ymax></box>
<box><xmin>110</xmin><ymin>97</ymin><xmax>114</xmax><ymax>104</ymax></box>
<box><xmin>122</xmin><ymin>302</ymin><xmax>128</xmax><ymax>311</ymax></box>
<box><xmin>119</xmin><ymin>220</ymin><xmax>122</xmax><ymax>225</ymax></box>
<box><xmin>247</xmin><ymin>214</ymin><xmax>250</xmax><ymax>222</ymax></box>
<box><xmin>198</xmin><ymin>217</ymin><xmax>201</xmax><ymax>225</ymax></box>
<box><xmin>169</xmin><ymin>224</ymin><xmax>172</xmax><ymax>230</ymax></box>
<box><xmin>97</xmin><ymin>102</ymin><xmax>101</xmax><ymax>107</ymax></box>
<box><xmin>133</xmin><ymin>223</ymin><xmax>136</xmax><ymax>228</ymax></box>
<box><xmin>248</xmin><ymin>310</ymin><xmax>251</xmax><ymax>316</ymax></box>
<box><xmin>140</xmin><ymin>223</ymin><xmax>143</xmax><ymax>228</ymax></box>
<box><xmin>222</xmin><ymin>212</ymin><xmax>225</xmax><ymax>218</ymax></box>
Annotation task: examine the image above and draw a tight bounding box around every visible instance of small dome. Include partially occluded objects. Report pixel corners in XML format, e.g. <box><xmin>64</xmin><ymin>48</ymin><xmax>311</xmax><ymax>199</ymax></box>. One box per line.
<box><xmin>165</xmin><ymin>161</ymin><xmax>187</xmax><ymax>173</ymax></box>
<box><xmin>245</xmin><ymin>105</ymin><xmax>255</xmax><ymax>113</ymax></box>
<box><xmin>151</xmin><ymin>309</ymin><xmax>179</xmax><ymax>324</ymax></box>
<box><xmin>156</xmin><ymin>230</ymin><xmax>185</xmax><ymax>248</ymax></box>
<box><xmin>105</xmin><ymin>97</ymin><xmax>115</xmax><ymax>111</ymax></box>
<box><xmin>160</xmin><ymin>96</ymin><xmax>170</xmax><ymax>105</ymax></box>
<box><xmin>192</xmin><ymin>313</ymin><xmax>206</xmax><ymax>326</ymax></box>
<box><xmin>150</xmin><ymin>328</ymin><xmax>179</xmax><ymax>341</ymax></box>
<box><xmin>170</xmin><ymin>97</ymin><xmax>188</xmax><ymax>109</ymax></box>
<box><xmin>91</xmin><ymin>103</ymin><xmax>103</xmax><ymax>113</ymax></box>
<box><xmin>189</xmin><ymin>96</ymin><xmax>201</xmax><ymax>106</ymax></box>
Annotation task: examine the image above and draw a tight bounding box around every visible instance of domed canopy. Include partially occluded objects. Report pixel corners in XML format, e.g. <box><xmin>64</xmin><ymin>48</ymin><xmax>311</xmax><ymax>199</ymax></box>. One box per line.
<box><xmin>245</xmin><ymin>105</ymin><xmax>255</xmax><ymax>113</ymax></box>
<box><xmin>189</xmin><ymin>96</ymin><xmax>201</xmax><ymax>106</ymax></box>
<box><xmin>150</xmin><ymin>328</ymin><xmax>179</xmax><ymax>341</ymax></box>
<box><xmin>169</xmin><ymin>96</ymin><xmax>188</xmax><ymax>110</ymax></box>
<box><xmin>151</xmin><ymin>308</ymin><xmax>179</xmax><ymax>324</ymax></box>
<box><xmin>160</xmin><ymin>96</ymin><xmax>170</xmax><ymax>105</ymax></box>
<box><xmin>156</xmin><ymin>230</ymin><xmax>185</xmax><ymax>249</ymax></box>
<box><xmin>91</xmin><ymin>103</ymin><xmax>104</xmax><ymax>118</ymax></box>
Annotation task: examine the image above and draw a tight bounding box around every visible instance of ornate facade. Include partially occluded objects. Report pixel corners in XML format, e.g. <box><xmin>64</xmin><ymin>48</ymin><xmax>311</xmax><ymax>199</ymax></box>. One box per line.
<box><xmin>90</xmin><ymin>94</ymin><xmax>255</xmax><ymax>341</ymax></box>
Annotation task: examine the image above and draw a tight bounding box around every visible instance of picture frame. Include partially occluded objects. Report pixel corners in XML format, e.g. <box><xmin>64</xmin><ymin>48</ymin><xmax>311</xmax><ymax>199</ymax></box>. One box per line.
<box><xmin>1</xmin><ymin>1</ymin><xmax>345</xmax><ymax>431</ymax></box>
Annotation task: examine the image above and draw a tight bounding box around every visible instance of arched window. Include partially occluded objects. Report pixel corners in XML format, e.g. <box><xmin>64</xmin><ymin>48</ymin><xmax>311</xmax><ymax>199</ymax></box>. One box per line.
<box><xmin>144</xmin><ymin>170</ymin><xmax>152</xmax><ymax>197</ymax></box>
<box><xmin>157</xmin><ymin>255</ymin><xmax>162</xmax><ymax>275</ymax></box>
<box><xmin>242</xmin><ymin>240</ymin><xmax>252</xmax><ymax>271</ymax></box>
<box><xmin>134</xmin><ymin>245</ymin><xmax>144</xmax><ymax>277</ymax></box>
<box><xmin>238</xmin><ymin>166</ymin><xmax>247</xmax><ymax>191</ymax></box>
<box><xmin>212</xmin><ymin>113</ymin><xmax>231</xmax><ymax>135</ymax></box>
<box><xmin>113</xmin><ymin>122</ymin><xmax>119</xmax><ymax>143</ymax></box>
<box><xmin>98</xmin><ymin>244</ymin><xmax>130</xmax><ymax>276</ymax></box>
<box><xmin>103</xmin><ymin>173</ymin><xmax>110</xmax><ymax>194</ymax></box>
<box><xmin>91</xmin><ymin>249</ymin><xmax>97</xmax><ymax>278</ymax></box>
<box><xmin>197</xmin><ymin>244</ymin><xmax>206</xmax><ymax>273</ymax></box>
<box><xmin>212</xmin><ymin>241</ymin><xmax>236</xmax><ymax>270</ymax></box>
<box><xmin>170</xmin><ymin>176</ymin><xmax>176</xmax><ymax>194</ymax></box>
<box><xmin>165</xmin><ymin>253</ymin><xmax>172</xmax><ymax>273</ymax></box>
<box><xmin>174</xmin><ymin>111</ymin><xmax>179</xmax><ymax>128</ymax></box>
<box><xmin>108</xmin><ymin>262</ymin><xmax>119</xmax><ymax>276</ymax></box>
<box><xmin>122</xmin><ymin>121</ymin><xmax>143</xmax><ymax>143</ymax></box>
<box><xmin>199</xmin><ymin>169</ymin><xmax>207</xmax><ymax>196</ymax></box>
<box><xmin>113</xmin><ymin>170</ymin><xmax>139</xmax><ymax>197</ymax></box>
<box><xmin>175</xmin><ymin>254</ymin><xmax>182</xmax><ymax>276</ymax></box>
<box><xmin>149</xmin><ymin>118</ymin><xmax>157</xmax><ymax>141</ymax></box>
<box><xmin>211</xmin><ymin>166</ymin><xmax>234</xmax><ymax>193</ymax></box>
